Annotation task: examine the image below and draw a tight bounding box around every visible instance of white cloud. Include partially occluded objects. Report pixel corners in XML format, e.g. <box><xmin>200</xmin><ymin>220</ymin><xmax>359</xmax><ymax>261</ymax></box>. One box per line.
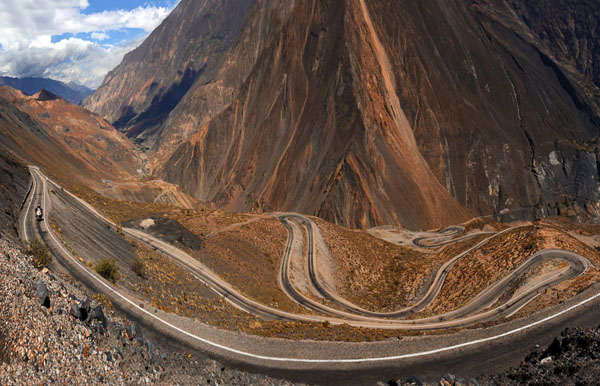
<box><xmin>0</xmin><ymin>1</ymin><xmax>178</xmax><ymax>88</ymax></box>
<box><xmin>91</xmin><ymin>32</ymin><xmax>110</xmax><ymax>41</ymax></box>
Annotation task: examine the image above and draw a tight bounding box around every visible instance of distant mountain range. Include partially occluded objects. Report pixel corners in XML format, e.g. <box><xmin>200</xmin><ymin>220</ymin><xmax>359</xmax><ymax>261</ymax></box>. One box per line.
<box><xmin>0</xmin><ymin>76</ymin><xmax>93</xmax><ymax>105</ymax></box>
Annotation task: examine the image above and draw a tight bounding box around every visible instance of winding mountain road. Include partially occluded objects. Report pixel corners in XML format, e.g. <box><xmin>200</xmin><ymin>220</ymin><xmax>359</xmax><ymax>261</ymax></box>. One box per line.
<box><xmin>18</xmin><ymin>166</ymin><xmax>600</xmax><ymax>384</ymax></box>
<box><xmin>412</xmin><ymin>226</ymin><xmax>494</xmax><ymax>248</ymax></box>
<box><xmin>277</xmin><ymin>215</ymin><xmax>589</xmax><ymax>327</ymax></box>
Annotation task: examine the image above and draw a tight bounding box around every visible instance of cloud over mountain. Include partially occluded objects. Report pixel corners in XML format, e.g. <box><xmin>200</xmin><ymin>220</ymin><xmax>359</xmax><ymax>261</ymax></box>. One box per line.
<box><xmin>0</xmin><ymin>0</ymin><xmax>178</xmax><ymax>88</ymax></box>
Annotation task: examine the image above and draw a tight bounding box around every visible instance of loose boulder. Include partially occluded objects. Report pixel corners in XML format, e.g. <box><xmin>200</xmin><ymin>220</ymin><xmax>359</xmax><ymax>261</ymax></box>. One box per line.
<box><xmin>125</xmin><ymin>321</ymin><xmax>144</xmax><ymax>342</ymax></box>
<box><xmin>90</xmin><ymin>305</ymin><xmax>108</xmax><ymax>329</ymax></box>
<box><xmin>70</xmin><ymin>296</ymin><xmax>91</xmax><ymax>321</ymax></box>
<box><xmin>36</xmin><ymin>279</ymin><xmax>50</xmax><ymax>308</ymax></box>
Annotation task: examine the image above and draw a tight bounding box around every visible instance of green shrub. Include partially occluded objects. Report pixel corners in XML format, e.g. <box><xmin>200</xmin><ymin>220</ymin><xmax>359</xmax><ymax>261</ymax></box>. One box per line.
<box><xmin>132</xmin><ymin>257</ymin><xmax>146</xmax><ymax>279</ymax></box>
<box><xmin>27</xmin><ymin>239</ymin><xmax>51</xmax><ymax>269</ymax></box>
<box><xmin>95</xmin><ymin>258</ymin><xmax>119</xmax><ymax>283</ymax></box>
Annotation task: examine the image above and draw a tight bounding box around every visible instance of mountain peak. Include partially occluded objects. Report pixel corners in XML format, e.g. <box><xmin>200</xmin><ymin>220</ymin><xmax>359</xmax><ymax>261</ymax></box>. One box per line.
<box><xmin>35</xmin><ymin>89</ymin><xmax>61</xmax><ymax>102</ymax></box>
<box><xmin>84</xmin><ymin>0</ymin><xmax>600</xmax><ymax>229</ymax></box>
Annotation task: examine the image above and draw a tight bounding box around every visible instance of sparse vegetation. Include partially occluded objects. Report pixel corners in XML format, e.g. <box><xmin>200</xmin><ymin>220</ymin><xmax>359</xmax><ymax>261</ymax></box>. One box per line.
<box><xmin>132</xmin><ymin>257</ymin><xmax>146</xmax><ymax>278</ymax></box>
<box><xmin>93</xmin><ymin>293</ymin><xmax>114</xmax><ymax>311</ymax></box>
<box><xmin>27</xmin><ymin>239</ymin><xmax>52</xmax><ymax>269</ymax></box>
<box><xmin>95</xmin><ymin>258</ymin><xmax>119</xmax><ymax>283</ymax></box>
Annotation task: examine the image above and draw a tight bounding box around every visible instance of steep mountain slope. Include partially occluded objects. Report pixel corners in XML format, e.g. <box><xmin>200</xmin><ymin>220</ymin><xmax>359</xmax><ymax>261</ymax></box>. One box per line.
<box><xmin>0</xmin><ymin>151</ymin><xmax>29</xmax><ymax>240</ymax></box>
<box><xmin>85</xmin><ymin>0</ymin><xmax>600</xmax><ymax>229</ymax></box>
<box><xmin>159</xmin><ymin>0</ymin><xmax>471</xmax><ymax>230</ymax></box>
<box><xmin>361</xmin><ymin>0</ymin><xmax>600</xmax><ymax>220</ymax></box>
<box><xmin>82</xmin><ymin>0</ymin><xmax>257</xmax><ymax>140</ymax></box>
<box><xmin>0</xmin><ymin>86</ymin><xmax>195</xmax><ymax>208</ymax></box>
<box><xmin>0</xmin><ymin>86</ymin><xmax>140</xmax><ymax>181</ymax></box>
<box><xmin>0</xmin><ymin>76</ymin><xmax>93</xmax><ymax>104</ymax></box>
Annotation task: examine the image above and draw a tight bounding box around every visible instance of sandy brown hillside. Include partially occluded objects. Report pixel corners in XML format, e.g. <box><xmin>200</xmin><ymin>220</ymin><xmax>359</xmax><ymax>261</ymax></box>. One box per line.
<box><xmin>1</xmin><ymin>87</ymin><xmax>140</xmax><ymax>180</ymax></box>
<box><xmin>0</xmin><ymin>86</ymin><xmax>196</xmax><ymax>208</ymax></box>
<box><xmin>85</xmin><ymin>0</ymin><xmax>600</xmax><ymax>230</ymax></box>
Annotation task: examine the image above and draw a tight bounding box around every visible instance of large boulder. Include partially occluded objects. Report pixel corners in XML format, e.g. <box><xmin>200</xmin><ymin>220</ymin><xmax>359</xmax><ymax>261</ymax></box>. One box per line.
<box><xmin>69</xmin><ymin>296</ymin><xmax>90</xmax><ymax>321</ymax></box>
<box><xmin>90</xmin><ymin>305</ymin><xmax>107</xmax><ymax>329</ymax></box>
<box><xmin>35</xmin><ymin>279</ymin><xmax>50</xmax><ymax>308</ymax></box>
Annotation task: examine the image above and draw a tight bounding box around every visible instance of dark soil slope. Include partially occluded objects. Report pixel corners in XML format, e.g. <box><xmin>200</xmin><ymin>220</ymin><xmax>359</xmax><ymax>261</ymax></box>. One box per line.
<box><xmin>0</xmin><ymin>152</ymin><xmax>29</xmax><ymax>240</ymax></box>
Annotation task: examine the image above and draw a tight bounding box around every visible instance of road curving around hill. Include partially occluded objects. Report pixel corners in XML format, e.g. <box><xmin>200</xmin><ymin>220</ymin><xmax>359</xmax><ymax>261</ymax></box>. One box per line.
<box><xmin>277</xmin><ymin>214</ymin><xmax>589</xmax><ymax>327</ymax></box>
<box><xmin>18</xmin><ymin>166</ymin><xmax>600</xmax><ymax>385</ymax></box>
<box><xmin>412</xmin><ymin>226</ymin><xmax>494</xmax><ymax>248</ymax></box>
<box><xmin>22</xmin><ymin>166</ymin><xmax>592</xmax><ymax>330</ymax></box>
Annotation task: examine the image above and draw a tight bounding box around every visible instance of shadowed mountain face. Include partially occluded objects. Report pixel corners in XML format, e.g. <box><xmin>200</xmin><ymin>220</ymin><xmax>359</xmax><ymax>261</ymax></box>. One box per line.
<box><xmin>82</xmin><ymin>0</ymin><xmax>257</xmax><ymax>141</ymax></box>
<box><xmin>0</xmin><ymin>151</ymin><xmax>29</xmax><ymax>240</ymax></box>
<box><xmin>85</xmin><ymin>0</ymin><xmax>600</xmax><ymax>229</ymax></box>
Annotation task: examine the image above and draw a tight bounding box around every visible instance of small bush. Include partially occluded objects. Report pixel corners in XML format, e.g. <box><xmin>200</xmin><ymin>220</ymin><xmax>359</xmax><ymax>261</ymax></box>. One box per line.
<box><xmin>132</xmin><ymin>257</ymin><xmax>146</xmax><ymax>279</ymax></box>
<box><xmin>322</xmin><ymin>320</ymin><xmax>331</xmax><ymax>329</ymax></box>
<box><xmin>95</xmin><ymin>258</ymin><xmax>119</xmax><ymax>283</ymax></box>
<box><xmin>93</xmin><ymin>293</ymin><xmax>114</xmax><ymax>311</ymax></box>
<box><xmin>27</xmin><ymin>239</ymin><xmax>52</xmax><ymax>269</ymax></box>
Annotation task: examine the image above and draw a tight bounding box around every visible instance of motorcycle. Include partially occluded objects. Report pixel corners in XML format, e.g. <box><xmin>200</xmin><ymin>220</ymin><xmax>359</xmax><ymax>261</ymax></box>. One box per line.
<box><xmin>35</xmin><ymin>207</ymin><xmax>43</xmax><ymax>221</ymax></box>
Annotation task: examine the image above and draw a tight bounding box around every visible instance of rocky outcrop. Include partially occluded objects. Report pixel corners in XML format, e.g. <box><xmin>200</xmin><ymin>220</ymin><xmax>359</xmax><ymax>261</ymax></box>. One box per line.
<box><xmin>482</xmin><ymin>326</ymin><xmax>600</xmax><ymax>385</ymax></box>
<box><xmin>86</xmin><ymin>0</ymin><xmax>600</xmax><ymax>229</ymax></box>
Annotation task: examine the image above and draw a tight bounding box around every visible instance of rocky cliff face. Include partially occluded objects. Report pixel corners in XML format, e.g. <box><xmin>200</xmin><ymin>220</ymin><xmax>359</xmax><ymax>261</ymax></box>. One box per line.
<box><xmin>85</xmin><ymin>0</ymin><xmax>600</xmax><ymax>229</ymax></box>
<box><xmin>82</xmin><ymin>0</ymin><xmax>257</xmax><ymax>142</ymax></box>
<box><xmin>0</xmin><ymin>152</ymin><xmax>29</xmax><ymax>240</ymax></box>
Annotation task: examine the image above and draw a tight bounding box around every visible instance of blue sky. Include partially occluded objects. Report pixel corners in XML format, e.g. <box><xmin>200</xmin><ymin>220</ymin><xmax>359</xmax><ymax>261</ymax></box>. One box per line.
<box><xmin>83</xmin><ymin>0</ymin><xmax>175</xmax><ymax>14</ymax></box>
<box><xmin>0</xmin><ymin>0</ymin><xmax>180</xmax><ymax>88</ymax></box>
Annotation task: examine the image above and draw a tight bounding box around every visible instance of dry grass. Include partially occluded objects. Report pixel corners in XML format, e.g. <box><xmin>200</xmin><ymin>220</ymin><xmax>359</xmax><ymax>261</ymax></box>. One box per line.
<box><xmin>126</xmin><ymin>241</ymin><xmax>223</xmax><ymax>318</ymax></box>
<box><xmin>422</xmin><ymin>225</ymin><xmax>600</xmax><ymax>318</ymax></box>
<box><xmin>122</xmin><ymin>237</ymin><xmax>454</xmax><ymax>341</ymax></box>
<box><xmin>183</xmin><ymin>218</ymin><xmax>311</xmax><ymax>315</ymax></box>
<box><xmin>316</xmin><ymin>217</ymin><xmax>489</xmax><ymax>312</ymax></box>
<box><xmin>508</xmin><ymin>225</ymin><xmax>600</xmax><ymax>319</ymax></box>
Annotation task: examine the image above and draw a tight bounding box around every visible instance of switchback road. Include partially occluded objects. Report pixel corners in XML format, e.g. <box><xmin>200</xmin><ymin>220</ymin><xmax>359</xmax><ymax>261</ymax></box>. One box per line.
<box><xmin>18</xmin><ymin>166</ymin><xmax>600</xmax><ymax>384</ymax></box>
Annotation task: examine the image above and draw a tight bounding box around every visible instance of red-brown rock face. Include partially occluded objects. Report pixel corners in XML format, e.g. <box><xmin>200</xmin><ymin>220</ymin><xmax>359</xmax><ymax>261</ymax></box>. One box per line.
<box><xmin>85</xmin><ymin>0</ymin><xmax>600</xmax><ymax>229</ymax></box>
<box><xmin>0</xmin><ymin>86</ymin><xmax>140</xmax><ymax>183</ymax></box>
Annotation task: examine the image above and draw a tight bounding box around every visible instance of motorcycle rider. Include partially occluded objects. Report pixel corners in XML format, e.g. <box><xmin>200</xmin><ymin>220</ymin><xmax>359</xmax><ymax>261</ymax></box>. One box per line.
<box><xmin>35</xmin><ymin>205</ymin><xmax>43</xmax><ymax>220</ymax></box>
